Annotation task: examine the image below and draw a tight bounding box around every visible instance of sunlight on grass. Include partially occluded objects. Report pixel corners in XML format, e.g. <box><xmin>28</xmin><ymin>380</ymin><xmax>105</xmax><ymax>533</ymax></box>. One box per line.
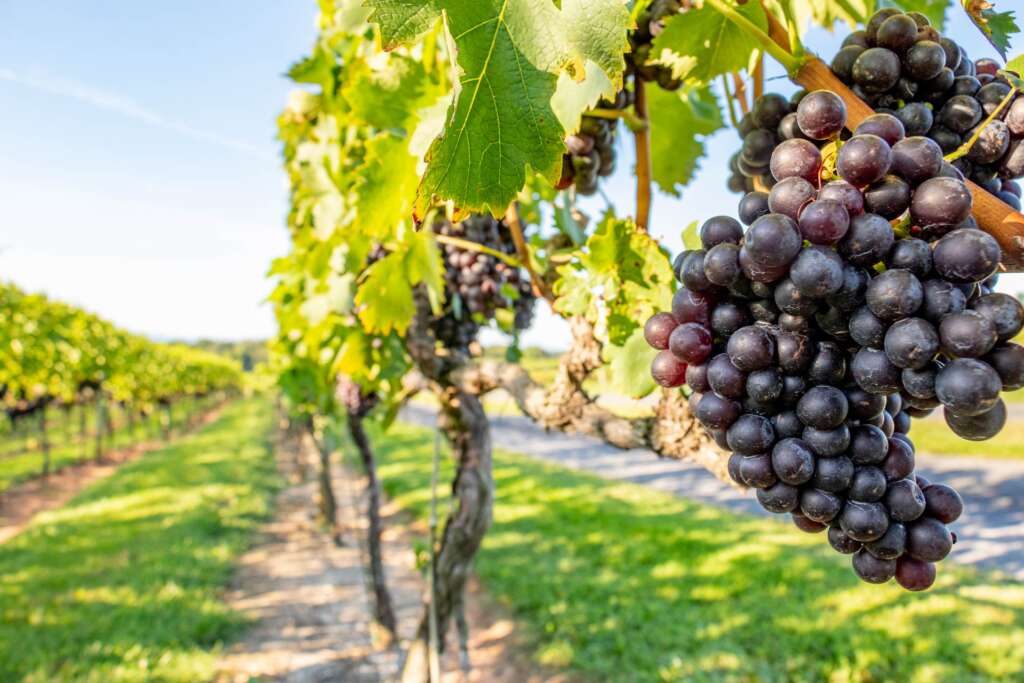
<box><xmin>0</xmin><ymin>399</ymin><xmax>279</xmax><ymax>682</ymax></box>
<box><xmin>373</xmin><ymin>419</ymin><xmax>1024</xmax><ymax>682</ymax></box>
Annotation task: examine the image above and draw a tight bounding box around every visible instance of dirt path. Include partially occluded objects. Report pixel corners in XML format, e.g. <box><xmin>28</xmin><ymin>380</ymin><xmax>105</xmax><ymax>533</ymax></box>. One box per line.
<box><xmin>0</xmin><ymin>405</ymin><xmax>226</xmax><ymax>545</ymax></box>
<box><xmin>402</xmin><ymin>404</ymin><xmax>1024</xmax><ymax>581</ymax></box>
<box><xmin>216</xmin><ymin>431</ymin><xmax>566</xmax><ymax>683</ymax></box>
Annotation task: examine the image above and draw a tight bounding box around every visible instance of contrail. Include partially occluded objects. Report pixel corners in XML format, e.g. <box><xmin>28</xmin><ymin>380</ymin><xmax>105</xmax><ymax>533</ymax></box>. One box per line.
<box><xmin>0</xmin><ymin>67</ymin><xmax>274</xmax><ymax>159</ymax></box>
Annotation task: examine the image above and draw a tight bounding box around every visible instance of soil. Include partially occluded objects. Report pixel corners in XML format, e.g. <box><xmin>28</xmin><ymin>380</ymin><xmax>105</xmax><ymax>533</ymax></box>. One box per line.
<box><xmin>215</xmin><ymin>429</ymin><xmax>570</xmax><ymax>683</ymax></box>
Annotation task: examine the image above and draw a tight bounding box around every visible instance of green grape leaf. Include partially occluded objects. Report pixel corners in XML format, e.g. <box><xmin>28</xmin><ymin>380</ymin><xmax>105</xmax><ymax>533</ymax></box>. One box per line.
<box><xmin>414</xmin><ymin>0</ymin><xmax>566</xmax><ymax>217</ymax></box>
<box><xmin>1004</xmin><ymin>54</ymin><xmax>1024</xmax><ymax>88</ymax></box>
<box><xmin>364</xmin><ymin>0</ymin><xmax>440</xmax><ymax>49</ymax></box>
<box><xmin>551</xmin><ymin>61</ymin><xmax>615</xmax><ymax>133</ymax></box>
<box><xmin>880</xmin><ymin>0</ymin><xmax>947</xmax><ymax>29</ymax></box>
<box><xmin>561</xmin><ymin>0</ymin><xmax>631</xmax><ymax>91</ymax></box>
<box><xmin>652</xmin><ymin>1</ymin><xmax>768</xmax><ymax>84</ymax></box>
<box><xmin>287</xmin><ymin>48</ymin><xmax>337</xmax><ymax>86</ymax></box>
<box><xmin>647</xmin><ymin>85</ymin><xmax>724</xmax><ymax>197</ymax></box>
<box><xmin>963</xmin><ymin>0</ymin><xmax>1020</xmax><ymax>60</ymax></box>
<box><xmin>355</xmin><ymin>230</ymin><xmax>443</xmax><ymax>334</ymax></box>
<box><xmin>782</xmin><ymin>0</ymin><xmax>871</xmax><ymax>31</ymax></box>
<box><xmin>604</xmin><ymin>326</ymin><xmax>657</xmax><ymax>398</ymax></box>
<box><xmin>681</xmin><ymin>220</ymin><xmax>701</xmax><ymax>251</ymax></box>
<box><xmin>342</xmin><ymin>55</ymin><xmax>435</xmax><ymax>131</ymax></box>
<box><xmin>352</xmin><ymin>133</ymin><xmax>419</xmax><ymax>240</ymax></box>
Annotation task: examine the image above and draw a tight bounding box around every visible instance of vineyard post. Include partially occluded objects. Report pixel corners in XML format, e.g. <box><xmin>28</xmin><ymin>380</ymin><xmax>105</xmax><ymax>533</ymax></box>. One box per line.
<box><xmin>94</xmin><ymin>393</ymin><xmax>105</xmax><ymax>461</ymax></box>
<box><xmin>79</xmin><ymin>399</ymin><xmax>88</xmax><ymax>458</ymax></box>
<box><xmin>38</xmin><ymin>405</ymin><xmax>50</xmax><ymax>476</ymax></box>
<box><xmin>310</xmin><ymin>416</ymin><xmax>339</xmax><ymax>538</ymax></box>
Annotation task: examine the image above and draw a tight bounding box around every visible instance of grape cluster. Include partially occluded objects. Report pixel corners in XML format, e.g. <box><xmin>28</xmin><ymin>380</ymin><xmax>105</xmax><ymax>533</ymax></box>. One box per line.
<box><xmin>431</xmin><ymin>215</ymin><xmax>536</xmax><ymax>351</ymax></box>
<box><xmin>830</xmin><ymin>7</ymin><xmax>1023</xmax><ymax>208</ymax></box>
<box><xmin>559</xmin><ymin>91</ymin><xmax>631</xmax><ymax>195</ymax></box>
<box><xmin>644</xmin><ymin>90</ymin><xmax>1024</xmax><ymax>590</ymax></box>
<box><xmin>728</xmin><ymin>91</ymin><xmax>815</xmax><ymax>193</ymax></box>
<box><xmin>336</xmin><ymin>375</ymin><xmax>377</xmax><ymax>417</ymax></box>
<box><xmin>625</xmin><ymin>0</ymin><xmax>684</xmax><ymax>91</ymax></box>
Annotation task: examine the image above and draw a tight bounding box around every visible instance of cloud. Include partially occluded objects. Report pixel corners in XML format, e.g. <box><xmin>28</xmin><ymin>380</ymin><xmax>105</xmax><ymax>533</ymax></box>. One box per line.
<box><xmin>0</xmin><ymin>67</ymin><xmax>273</xmax><ymax>159</ymax></box>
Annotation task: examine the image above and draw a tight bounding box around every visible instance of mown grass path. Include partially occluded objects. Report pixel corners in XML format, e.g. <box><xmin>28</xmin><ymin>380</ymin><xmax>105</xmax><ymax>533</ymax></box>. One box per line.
<box><xmin>0</xmin><ymin>398</ymin><xmax>280</xmax><ymax>682</ymax></box>
<box><xmin>380</xmin><ymin>416</ymin><xmax>1023</xmax><ymax>682</ymax></box>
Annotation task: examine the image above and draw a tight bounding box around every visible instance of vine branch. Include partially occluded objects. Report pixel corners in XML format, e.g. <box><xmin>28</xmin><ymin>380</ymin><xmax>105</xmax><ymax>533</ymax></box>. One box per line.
<box><xmin>504</xmin><ymin>203</ymin><xmax>554</xmax><ymax>304</ymax></box>
<box><xmin>587</xmin><ymin>107</ymin><xmax>648</xmax><ymax>132</ymax></box>
<box><xmin>732</xmin><ymin>72</ymin><xmax>750</xmax><ymax>114</ymax></box>
<box><xmin>433</xmin><ymin>233</ymin><xmax>523</xmax><ymax>268</ymax></box>
<box><xmin>633</xmin><ymin>78</ymin><xmax>653</xmax><ymax>233</ymax></box>
<box><xmin>945</xmin><ymin>87</ymin><xmax>1018</xmax><ymax>162</ymax></box>
<box><xmin>721</xmin><ymin>75</ymin><xmax>741</xmax><ymax>129</ymax></box>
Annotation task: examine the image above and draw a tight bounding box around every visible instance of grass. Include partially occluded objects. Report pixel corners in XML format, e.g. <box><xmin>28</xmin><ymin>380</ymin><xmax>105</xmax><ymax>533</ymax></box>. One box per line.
<box><xmin>0</xmin><ymin>398</ymin><xmax>281</xmax><ymax>682</ymax></box>
<box><xmin>371</xmin><ymin>420</ymin><xmax>1024</xmax><ymax>683</ymax></box>
<box><xmin>910</xmin><ymin>415</ymin><xmax>1024</xmax><ymax>460</ymax></box>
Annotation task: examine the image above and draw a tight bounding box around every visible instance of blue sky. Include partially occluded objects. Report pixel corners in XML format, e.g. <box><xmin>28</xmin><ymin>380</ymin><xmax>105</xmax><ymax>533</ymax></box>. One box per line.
<box><xmin>0</xmin><ymin>4</ymin><xmax>1021</xmax><ymax>349</ymax></box>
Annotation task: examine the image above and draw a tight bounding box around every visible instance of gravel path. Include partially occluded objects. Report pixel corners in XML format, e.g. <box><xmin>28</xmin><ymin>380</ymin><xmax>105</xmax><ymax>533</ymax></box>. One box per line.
<box><xmin>402</xmin><ymin>405</ymin><xmax>1024</xmax><ymax>580</ymax></box>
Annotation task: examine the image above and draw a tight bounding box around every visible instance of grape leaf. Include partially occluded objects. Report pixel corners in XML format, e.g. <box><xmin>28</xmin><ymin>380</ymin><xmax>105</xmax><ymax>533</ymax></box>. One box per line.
<box><xmin>652</xmin><ymin>1</ymin><xmax>768</xmax><ymax>84</ymax></box>
<box><xmin>783</xmin><ymin>0</ymin><xmax>871</xmax><ymax>31</ymax></box>
<box><xmin>963</xmin><ymin>0</ymin><xmax>1020</xmax><ymax>59</ymax></box>
<box><xmin>878</xmin><ymin>0</ymin><xmax>947</xmax><ymax>29</ymax></box>
<box><xmin>681</xmin><ymin>220</ymin><xmax>701</xmax><ymax>251</ymax></box>
<box><xmin>352</xmin><ymin>134</ymin><xmax>420</xmax><ymax>240</ymax></box>
<box><xmin>551</xmin><ymin>61</ymin><xmax>615</xmax><ymax>133</ymax></box>
<box><xmin>1005</xmin><ymin>55</ymin><xmax>1024</xmax><ymax>87</ymax></box>
<box><xmin>647</xmin><ymin>85</ymin><xmax>724</xmax><ymax>197</ymax></box>
<box><xmin>355</xmin><ymin>230</ymin><xmax>444</xmax><ymax>334</ymax></box>
<box><xmin>561</xmin><ymin>0</ymin><xmax>631</xmax><ymax>90</ymax></box>
<box><xmin>604</xmin><ymin>326</ymin><xmax>657</xmax><ymax>398</ymax></box>
<box><xmin>364</xmin><ymin>0</ymin><xmax>440</xmax><ymax>49</ymax></box>
<box><xmin>342</xmin><ymin>55</ymin><xmax>434</xmax><ymax>131</ymax></box>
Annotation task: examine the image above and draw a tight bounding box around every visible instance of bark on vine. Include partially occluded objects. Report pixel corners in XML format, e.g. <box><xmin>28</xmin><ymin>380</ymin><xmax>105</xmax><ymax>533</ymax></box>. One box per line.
<box><xmin>401</xmin><ymin>290</ymin><xmax>494</xmax><ymax>683</ymax></box>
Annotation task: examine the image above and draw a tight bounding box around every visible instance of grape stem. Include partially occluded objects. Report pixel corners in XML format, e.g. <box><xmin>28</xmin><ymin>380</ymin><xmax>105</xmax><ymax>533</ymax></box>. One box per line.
<box><xmin>703</xmin><ymin>0</ymin><xmax>803</xmax><ymax>74</ymax></box>
<box><xmin>433</xmin><ymin>233</ymin><xmax>524</xmax><ymax>268</ymax></box>
<box><xmin>586</xmin><ymin>107</ymin><xmax>647</xmax><ymax>132</ymax></box>
<box><xmin>721</xmin><ymin>75</ymin><xmax>741</xmax><ymax>128</ymax></box>
<box><xmin>634</xmin><ymin>78</ymin><xmax>653</xmax><ymax>233</ymax></box>
<box><xmin>753</xmin><ymin>52</ymin><xmax>764</xmax><ymax>99</ymax></box>
<box><xmin>731</xmin><ymin>72</ymin><xmax>750</xmax><ymax>114</ymax></box>
<box><xmin>504</xmin><ymin>203</ymin><xmax>555</xmax><ymax>303</ymax></box>
<box><xmin>944</xmin><ymin>86</ymin><xmax>1019</xmax><ymax>163</ymax></box>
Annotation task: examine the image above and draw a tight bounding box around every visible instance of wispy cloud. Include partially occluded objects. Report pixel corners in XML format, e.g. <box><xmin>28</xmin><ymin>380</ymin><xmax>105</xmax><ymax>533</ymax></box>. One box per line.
<box><xmin>0</xmin><ymin>67</ymin><xmax>273</xmax><ymax>159</ymax></box>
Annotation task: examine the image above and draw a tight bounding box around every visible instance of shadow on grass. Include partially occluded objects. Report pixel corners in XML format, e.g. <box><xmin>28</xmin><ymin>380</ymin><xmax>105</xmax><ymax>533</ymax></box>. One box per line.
<box><xmin>0</xmin><ymin>399</ymin><xmax>281</xmax><ymax>682</ymax></box>
<box><xmin>372</xmin><ymin>422</ymin><xmax>1024</xmax><ymax>683</ymax></box>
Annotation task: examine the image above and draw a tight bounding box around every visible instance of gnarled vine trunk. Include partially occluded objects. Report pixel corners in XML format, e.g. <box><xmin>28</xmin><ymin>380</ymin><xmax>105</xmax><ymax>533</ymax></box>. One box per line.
<box><xmin>347</xmin><ymin>412</ymin><xmax>398</xmax><ymax>642</ymax></box>
<box><xmin>401</xmin><ymin>291</ymin><xmax>494</xmax><ymax>683</ymax></box>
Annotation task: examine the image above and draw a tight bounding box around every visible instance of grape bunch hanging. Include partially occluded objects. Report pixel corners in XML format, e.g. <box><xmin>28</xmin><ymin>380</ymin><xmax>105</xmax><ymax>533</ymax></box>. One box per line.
<box><xmin>646</xmin><ymin>89</ymin><xmax>1024</xmax><ymax>590</ymax></box>
<box><xmin>431</xmin><ymin>214</ymin><xmax>536</xmax><ymax>351</ymax></box>
<box><xmin>559</xmin><ymin>90</ymin><xmax>631</xmax><ymax>196</ymax></box>
<box><xmin>831</xmin><ymin>7</ymin><xmax>1022</xmax><ymax>207</ymax></box>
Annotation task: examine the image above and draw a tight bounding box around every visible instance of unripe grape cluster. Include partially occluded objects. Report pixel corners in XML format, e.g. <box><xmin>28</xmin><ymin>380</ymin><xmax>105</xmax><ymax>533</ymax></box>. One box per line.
<box><xmin>431</xmin><ymin>215</ymin><xmax>536</xmax><ymax>351</ymax></box>
<box><xmin>645</xmin><ymin>90</ymin><xmax>1024</xmax><ymax>590</ymax></box>
<box><xmin>830</xmin><ymin>7</ymin><xmax>1023</xmax><ymax>208</ymax></box>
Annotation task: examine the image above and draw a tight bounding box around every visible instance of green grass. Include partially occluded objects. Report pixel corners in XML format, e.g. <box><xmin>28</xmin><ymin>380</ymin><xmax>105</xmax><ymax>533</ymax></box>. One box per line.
<box><xmin>910</xmin><ymin>415</ymin><xmax>1024</xmax><ymax>460</ymax></box>
<box><xmin>372</xmin><ymin>420</ymin><xmax>1023</xmax><ymax>682</ymax></box>
<box><xmin>0</xmin><ymin>398</ymin><xmax>281</xmax><ymax>682</ymax></box>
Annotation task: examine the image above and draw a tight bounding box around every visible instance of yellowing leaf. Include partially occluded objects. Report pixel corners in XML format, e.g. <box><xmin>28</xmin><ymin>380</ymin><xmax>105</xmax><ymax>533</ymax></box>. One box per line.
<box><xmin>652</xmin><ymin>2</ymin><xmax>767</xmax><ymax>84</ymax></box>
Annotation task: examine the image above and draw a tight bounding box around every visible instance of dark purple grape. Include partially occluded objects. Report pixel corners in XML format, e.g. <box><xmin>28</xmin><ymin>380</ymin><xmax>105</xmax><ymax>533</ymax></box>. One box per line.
<box><xmin>967</xmin><ymin>120</ymin><xmax>1011</xmax><ymax>164</ymax></box>
<box><xmin>935</xmin><ymin>358</ymin><xmax>1002</xmax><ymax>417</ymax></box>
<box><xmin>644</xmin><ymin>312</ymin><xmax>678</xmax><ymax>350</ymax></box>
<box><xmin>796</xmin><ymin>90</ymin><xmax>847</xmax><ymax>139</ymax></box>
<box><xmin>881</xmin><ymin>437</ymin><xmax>915</xmax><ymax>481</ymax></box>
<box><xmin>849</xmin><ymin>466</ymin><xmax>888</xmax><ymax>503</ymax></box>
<box><xmin>744</xmin><ymin>213</ymin><xmax>803</xmax><ymax>268</ymax></box>
<box><xmin>885</xmin><ymin>478</ymin><xmax>926</xmax><ymax>522</ymax></box>
<box><xmin>891</xmin><ymin>136</ymin><xmax>943</xmax><ymax>184</ymax></box>
<box><xmin>752</xmin><ymin>92</ymin><xmax>791</xmax><ymax>129</ymax></box>
<box><xmin>738</xmin><ymin>452</ymin><xmax>777</xmax><ymax>488</ymax></box>
<box><xmin>865</xmin><ymin>8</ymin><xmax>901</xmax><ymax>42</ymax></box>
<box><xmin>951</xmin><ymin>75</ymin><xmax>980</xmax><ymax>96</ymax></box>
<box><xmin>865</xmin><ymin>521</ymin><xmax>907</xmax><ymax>560</ymax></box>
<box><xmin>939</xmin><ymin>94</ymin><xmax>983</xmax><ymax>134</ymax></box>
<box><xmin>977</xmin><ymin>82</ymin><xmax>1012</xmax><ymax>115</ymax></box>
<box><xmin>707</xmin><ymin>353</ymin><xmax>747</xmax><ymax>399</ymax></box>
<box><xmin>828</xmin><ymin>525</ymin><xmax>862</xmax><ymax>554</ymax></box>
<box><xmin>895</xmin><ymin>102</ymin><xmax>934</xmax><ymax>137</ymax></box>
<box><xmin>854</xmin><ymin>113</ymin><xmax>905</xmax><ymax>145</ymax></box>
<box><xmin>876</xmin><ymin>14</ymin><xmax>918</xmax><ymax>52</ymax></box>
<box><xmin>886</xmin><ymin>238</ymin><xmax>931</xmax><ymax>278</ymax></box>
<box><xmin>832</xmin><ymin>45</ymin><xmax>866</xmax><ymax>82</ymax></box>
<box><xmin>839</xmin><ymin>213</ymin><xmax>894</xmax><ymax>267</ymax></box>
<box><xmin>920</xmin><ymin>278</ymin><xmax>967</xmax><ymax>322</ymax></box>
<box><xmin>837</xmin><ymin>134</ymin><xmax>892</xmax><ymax>186</ymax></box>
<box><xmin>1007</xmin><ymin>97</ymin><xmax>1024</xmax><ymax>135</ymax></box>
<box><xmin>849</xmin><ymin>306</ymin><xmax>888</xmax><ymax>348</ymax></box>
<box><xmin>781</xmin><ymin>375</ymin><xmax>808</xmax><ymax>406</ymax></box>
<box><xmin>798</xmin><ymin>200</ymin><xmax>850</xmax><ymax>245</ymax></box>
<box><xmin>825</xmin><ymin>264</ymin><xmax>869</xmax><ymax>312</ymax></box>
<box><xmin>727</xmin><ymin>451</ymin><xmax>744</xmax><ymax>485</ymax></box>
<box><xmin>703</xmin><ymin>243</ymin><xmax>742</xmax><ymax>286</ymax></box>
<box><xmin>710</xmin><ymin>301</ymin><xmax>751</xmax><ymax>337</ymax></box>
<box><xmin>906</xmin><ymin>517</ymin><xmax>953</xmax><ymax>562</ymax></box>
<box><xmin>818</xmin><ymin>179</ymin><xmax>865</xmax><ymax>216</ymax></box>
<box><xmin>852</xmin><ymin>48</ymin><xmax>901</xmax><ymax>93</ymax></box>
<box><xmin>863</xmin><ymin>175</ymin><xmax>910</xmax><ymax>219</ymax></box>
<box><xmin>911</xmin><ymin>178</ymin><xmax>973</xmax><ymax>228</ymax></box>
<box><xmin>813</xmin><ymin>456</ymin><xmax>855</xmax><ymax>493</ymax></box>
<box><xmin>904</xmin><ymin>40</ymin><xmax>946</xmax><ymax>80</ymax></box>
<box><xmin>895</xmin><ymin>557</ymin><xmax>936</xmax><ymax>591</ymax></box>
<box><xmin>923</xmin><ymin>483</ymin><xmax>964</xmax><ymax>524</ymax></box>
<box><xmin>748</xmin><ymin>297</ymin><xmax>780</xmax><ymax>324</ymax></box>
<box><xmin>771</xmin><ymin>438</ymin><xmax>815</xmax><ymax>485</ymax></box>
<box><xmin>852</xmin><ymin>347</ymin><xmax>902</xmax><ymax>395</ymax></box>
<box><xmin>792</xmin><ymin>513</ymin><xmax>828</xmax><ymax>533</ymax></box>
<box><xmin>774</xmin><ymin>279</ymin><xmax>819</xmax><ymax>317</ymax></box>
<box><xmin>801</xmin><ymin>488</ymin><xmax>843</xmax><ymax>524</ymax></box>
<box><xmin>866</xmin><ymin>269</ymin><xmax>923</xmax><ymax>321</ymax></box>
<box><xmin>848</xmin><ymin>424</ymin><xmax>889</xmax><ymax>465</ymax></box>
<box><xmin>939</xmin><ymin>310</ymin><xmax>997</xmax><ymax>358</ymax></box>
<box><xmin>940</xmin><ymin>36</ymin><xmax>962</xmax><ymax>69</ymax></box>
<box><xmin>700</xmin><ymin>215</ymin><xmax>744</xmax><ymax>249</ymax></box>
<box><xmin>738</xmin><ymin>191</ymin><xmax>770</xmax><ymax>225</ymax></box>
<box><xmin>680</xmin><ymin>250</ymin><xmax>718</xmax><ymax>293</ymax></box>
<box><xmin>651</xmin><ymin>350</ymin><xmax>686</xmax><ymax>387</ymax></box>
<box><xmin>932</xmin><ymin>228</ymin><xmax>1000</xmax><ymax>284</ymax></box>
<box><xmin>985</xmin><ymin>344</ymin><xmax>1024</xmax><ymax>390</ymax></box>
<box><xmin>757</xmin><ymin>481</ymin><xmax>800</xmax><ymax>513</ymax></box>
<box><xmin>669</xmin><ymin>322</ymin><xmax>713</xmax><ymax>364</ymax></box>
<box><xmin>802</xmin><ymin>424</ymin><xmax>850</xmax><ymax>456</ymax></box>
<box><xmin>796</xmin><ymin>385</ymin><xmax>848</xmax><ymax>430</ymax></box>
<box><xmin>768</xmin><ymin>177</ymin><xmax>816</xmax><ymax>222</ymax></box>
<box><xmin>853</xmin><ymin>548</ymin><xmax>897</xmax><ymax>583</ymax></box>
<box><xmin>685</xmin><ymin>363</ymin><xmax>710</xmax><ymax>392</ymax></box>
<box><xmin>726</xmin><ymin>325</ymin><xmax>776</xmax><ymax>371</ymax></box>
<box><xmin>943</xmin><ymin>399</ymin><xmax>1007</xmax><ymax>440</ymax></box>
<box><xmin>846</xmin><ymin>386</ymin><xmax>886</xmax><ymax>420</ymax></box>
<box><xmin>884</xmin><ymin>318</ymin><xmax>939</xmax><ymax>369</ymax></box>
<box><xmin>727</xmin><ymin>414</ymin><xmax>776</xmax><ymax>455</ymax></box>
<box><xmin>789</xmin><ymin>246</ymin><xmax>845</xmax><ymax>298</ymax></box>
<box><xmin>696</xmin><ymin>393</ymin><xmax>742</xmax><ymax>430</ymax></box>
<box><xmin>808</xmin><ymin>341</ymin><xmax>847</xmax><ymax>385</ymax></box>
<box><xmin>929</xmin><ymin>127</ymin><xmax>962</xmax><ymax>155</ymax></box>
<box><xmin>902</xmin><ymin>364</ymin><xmax>937</xmax><ymax>399</ymax></box>
<box><xmin>840</xmin><ymin>500</ymin><xmax>890</xmax><ymax>542</ymax></box>
<box><xmin>747</xmin><ymin>368</ymin><xmax>784</xmax><ymax>403</ymax></box>
<box><xmin>742</xmin><ymin>128</ymin><xmax>777</xmax><ymax>166</ymax></box>
<box><xmin>770</xmin><ymin>138</ymin><xmax>822</xmax><ymax>182</ymax></box>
